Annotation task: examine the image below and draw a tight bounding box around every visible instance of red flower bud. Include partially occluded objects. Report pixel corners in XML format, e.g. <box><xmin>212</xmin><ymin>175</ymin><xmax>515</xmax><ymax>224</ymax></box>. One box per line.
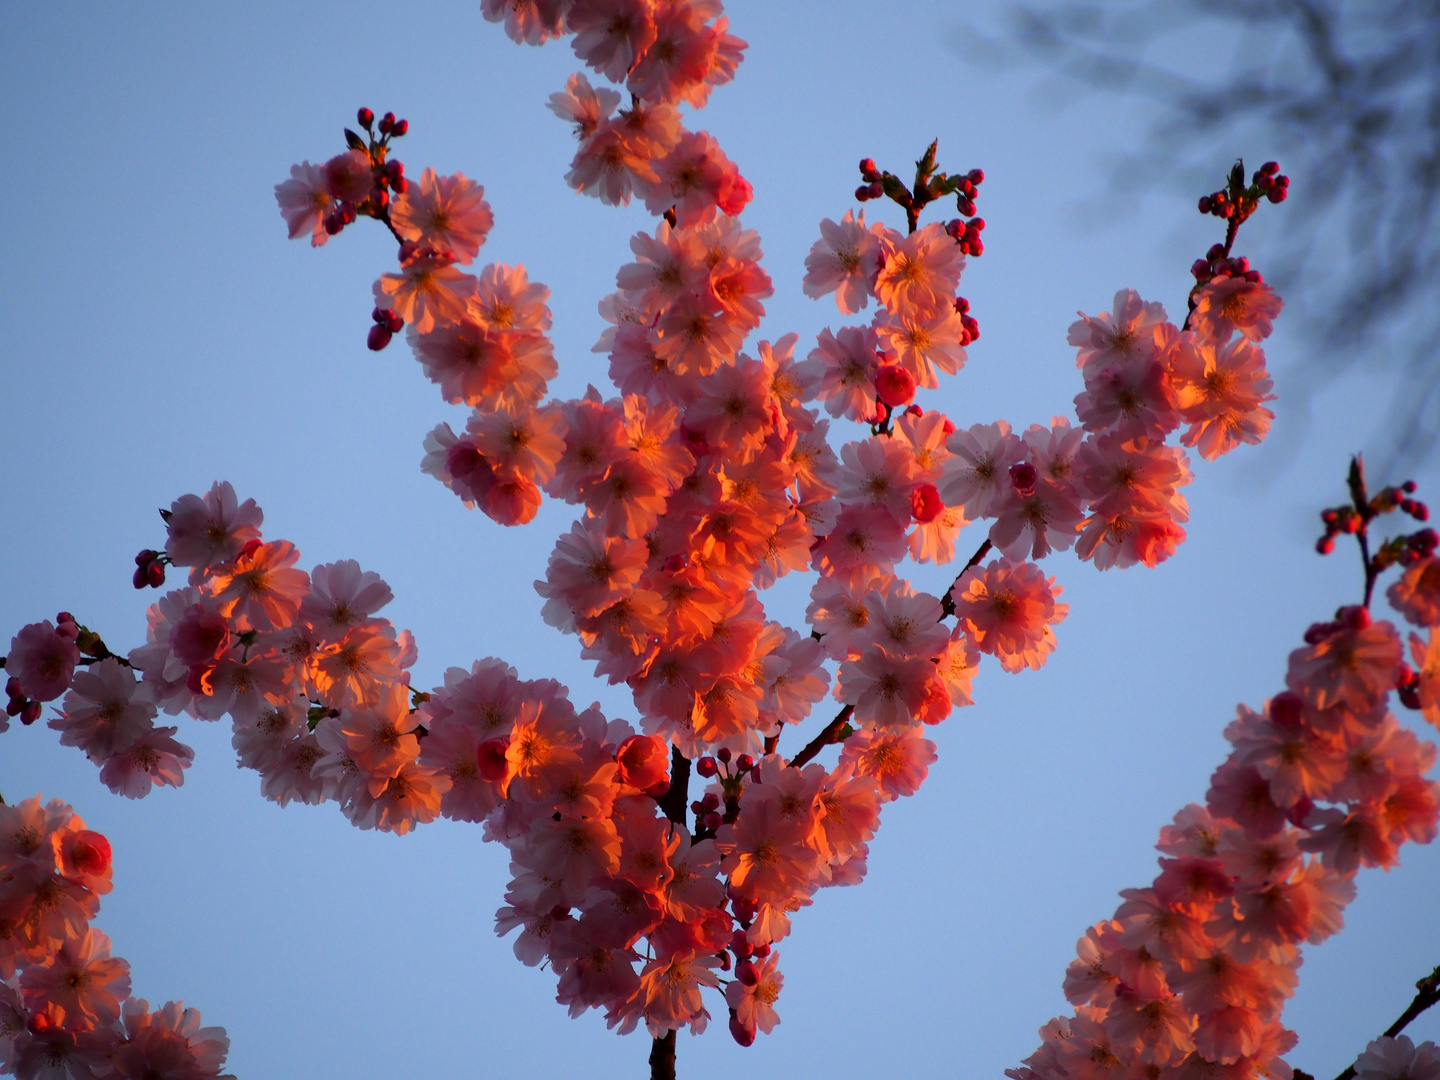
<box><xmin>615</xmin><ymin>734</ymin><xmax>669</xmax><ymax>791</ymax></box>
<box><xmin>735</xmin><ymin>960</ymin><xmax>759</xmax><ymax>986</ymax></box>
<box><xmin>367</xmin><ymin>325</ymin><xmax>393</xmax><ymax>351</ymax></box>
<box><xmin>476</xmin><ymin>738</ymin><xmax>510</xmax><ymax>784</ymax></box>
<box><xmin>911</xmin><ymin>483</ymin><xmax>943</xmax><ymax>524</ymax></box>
<box><xmin>966</xmin><ymin>168</ymin><xmax>985</xmax><ymax>184</ymax></box>
<box><xmin>357</xmin><ymin>107</ymin><xmax>374</xmax><ymax>128</ymax></box>
<box><xmin>875</xmin><ymin>364</ymin><xmax>916</xmax><ymax>408</ymax></box>
<box><xmin>735</xmin><ymin>753</ymin><xmax>754</xmax><ymax>773</ymax></box>
<box><xmin>1010</xmin><ymin>461</ymin><xmax>1038</xmax><ymax>497</ymax></box>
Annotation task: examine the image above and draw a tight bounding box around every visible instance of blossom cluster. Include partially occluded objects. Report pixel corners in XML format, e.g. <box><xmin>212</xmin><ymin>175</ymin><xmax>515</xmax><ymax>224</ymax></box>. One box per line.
<box><xmin>0</xmin><ymin>796</ymin><xmax>232</xmax><ymax>1079</ymax></box>
<box><xmin>3</xmin><ymin>0</ymin><xmax>1300</xmax><ymax>1059</ymax></box>
<box><xmin>1010</xmin><ymin>583</ymin><xmax>1440</xmax><ymax>1080</ymax></box>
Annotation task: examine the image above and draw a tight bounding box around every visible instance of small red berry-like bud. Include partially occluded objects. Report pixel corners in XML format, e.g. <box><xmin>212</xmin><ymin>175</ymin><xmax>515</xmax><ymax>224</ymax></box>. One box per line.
<box><xmin>357</xmin><ymin>107</ymin><xmax>374</xmax><ymax>128</ymax></box>
<box><xmin>700</xmin><ymin>792</ymin><xmax>720</xmax><ymax>812</ymax></box>
<box><xmin>966</xmin><ymin>237</ymin><xmax>984</xmax><ymax>257</ymax></box>
<box><xmin>730</xmin><ymin>930</ymin><xmax>753</xmax><ymax>957</ymax></box>
<box><xmin>1232</xmin><ymin>256</ymin><xmax>1250</xmax><ymax>274</ymax></box>
<box><xmin>855</xmin><ymin>184</ymin><xmax>872</xmax><ymax>201</ymax></box>
<box><xmin>5</xmin><ymin>699</ymin><xmax>22</xmax><ymax>718</ymax></box>
<box><xmin>701</xmin><ymin>810</ymin><xmax>723</xmax><ymax>831</ymax></box>
<box><xmin>866</xmin><ymin>181</ymin><xmax>883</xmax><ymax>199</ymax></box>
<box><xmin>385</xmin><ymin>311</ymin><xmax>404</xmax><ymax>333</ymax></box>
<box><xmin>132</xmin><ymin>565</ymin><xmax>149</xmax><ymax>589</ymax></box>
<box><xmin>1198</xmin><ymin>196</ymin><xmax>1212</xmax><ymax>214</ymax></box>
<box><xmin>1420</xmin><ymin>528</ymin><xmax>1440</xmax><ymax>549</ymax></box>
<box><xmin>1340</xmin><ymin>513</ymin><xmax>1361</xmax><ymax>534</ymax></box>
<box><xmin>392</xmin><ymin>119</ymin><xmax>408</xmax><ymax>136</ymax></box>
<box><xmin>1398</xmin><ymin>663</ymin><xmax>1416</xmax><ymax>687</ymax></box>
<box><xmin>324</xmin><ymin>211</ymin><xmax>344</xmax><ymax>235</ymax></box>
<box><xmin>735</xmin><ymin>960</ymin><xmax>759</xmax><ymax>986</ymax></box>
<box><xmin>945</xmin><ymin>219</ymin><xmax>964</xmax><ymax>239</ymax></box>
<box><xmin>1244</xmin><ymin>270</ymin><xmax>1262</xmax><ymax>283</ymax></box>
<box><xmin>5</xmin><ymin>677</ymin><xmax>20</xmax><ymax>698</ymax></box>
<box><xmin>750</xmin><ymin>942</ymin><xmax>771</xmax><ymax>958</ymax></box>
<box><xmin>1191</xmin><ymin>259</ymin><xmax>1210</xmax><ymax>280</ymax></box>
<box><xmin>476</xmin><ymin>738</ymin><xmax>510</xmax><ymax>783</ymax></box>
<box><xmin>1010</xmin><ymin>461</ymin><xmax>1038</xmax><ymax>496</ymax></box>
<box><xmin>716</xmin><ymin>951</ymin><xmax>732</xmax><ymax>971</ymax></box>
<box><xmin>367</xmin><ymin>325</ymin><xmax>393</xmax><ymax>351</ymax></box>
<box><xmin>391</xmin><ymin>176</ymin><xmax>408</xmax><ymax>194</ymax></box>
<box><xmin>372</xmin><ymin>306</ymin><xmax>388</xmax><ymax>324</ymax></box>
<box><xmin>21</xmin><ymin>701</ymin><xmax>41</xmax><ymax>725</ymax></box>
<box><xmin>942</xmin><ymin>418</ymin><xmax>957</xmax><ymax>435</ymax></box>
<box><xmin>1316</xmin><ymin>535</ymin><xmax>1336</xmax><ymax>555</ymax></box>
<box><xmin>717</xmin><ymin>747</ymin><xmax>732</xmax><ymax>763</ymax></box>
<box><xmin>1261</xmin><ymin>161</ymin><xmax>1279</xmax><ymax>176</ymax></box>
<box><xmin>135</xmin><ymin>548</ymin><xmax>159</xmax><ymax>567</ymax></box>
<box><xmin>1400</xmin><ymin>685</ymin><xmax>1423</xmax><ymax>710</ymax></box>
<box><xmin>1303</xmin><ymin>622</ymin><xmax>1336</xmax><ymax>645</ymax></box>
<box><xmin>146</xmin><ymin>560</ymin><xmax>166</xmax><ymax>588</ymax></box>
<box><xmin>1403</xmin><ymin>480</ymin><xmax>1418</xmax><ymax>493</ymax></box>
<box><xmin>954</xmin><ymin>296</ymin><xmax>970</xmax><ymax>314</ymax></box>
<box><xmin>957</xmin><ymin>196</ymin><xmax>976</xmax><ymax>216</ymax></box>
<box><xmin>735</xmin><ymin>753</ymin><xmax>754</xmax><ymax>773</ymax></box>
<box><xmin>378</xmin><ymin>112</ymin><xmax>395</xmax><ymax>134</ymax></box>
<box><xmin>969</xmin><ymin>217</ymin><xmax>985</xmax><ymax>232</ymax></box>
<box><xmin>1406</xmin><ymin>500</ymin><xmax>1430</xmax><ymax>521</ymax></box>
<box><xmin>696</xmin><ymin>756</ymin><xmax>718</xmax><ymax>778</ymax></box>
<box><xmin>1256</xmin><ymin>173</ymin><xmax>1273</xmax><ymax>191</ymax></box>
<box><xmin>966</xmin><ymin>168</ymin><xmax>985</xmax><ymax>184</ymax></box>
<box><xmin>372</xmin><ymin>188</ymin><xmax>389</xmax><ymax>209</ymax></box>
<box><xmin>859</xmin><ymin>158</ymin><xmax>879</xmax><ymax>181</ymax></box>
<box><xmin>1267</xmin><ymin>187</ymin><xmax>1288</xmax><ymax>203</ymax></box>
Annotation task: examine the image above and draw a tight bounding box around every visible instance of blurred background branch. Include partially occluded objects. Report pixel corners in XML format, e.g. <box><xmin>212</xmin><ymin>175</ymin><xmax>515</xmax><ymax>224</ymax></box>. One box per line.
<box><xmin>966</xmin><ymin>0</ymin><xmax>1440</xmax><ymax>474</ymax></box>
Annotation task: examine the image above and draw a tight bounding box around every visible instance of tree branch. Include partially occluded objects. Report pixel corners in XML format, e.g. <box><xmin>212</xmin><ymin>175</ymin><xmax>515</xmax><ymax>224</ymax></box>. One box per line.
<box><xmin>649</xmin><ymin>1029</ymin><xmax>676</xmax><ymax>1080</ymax></box>
<box><xmin>939</xmin><ymin>539</ymin><xmax>992</xmax><ymax>618</ymax></box>
<box><xmin>1323</xmin><ymin>964</ymin><xmax>1440</xmax><ymax>1080</ymax></box>
<box><xmin>788</xmin><ymin>705</ymin><xmax>854</xmax><ymax>769</ymax></box>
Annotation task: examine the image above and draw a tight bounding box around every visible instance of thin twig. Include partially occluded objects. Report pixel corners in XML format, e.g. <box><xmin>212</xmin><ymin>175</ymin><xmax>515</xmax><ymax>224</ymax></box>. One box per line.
<box><xmin>939</xmin><ymin>539</ymin><xmax>992</xmax><ymax>618</ymax></box>
<box><xmin>1326</xmin><ymin>965</ymin><xmax>1440</xmax><ymax>1080</ymax></box>
<box><xmin>788</xmin><ymin>705</ymin><xmax>854</xmax><ymax>769</ymax></box>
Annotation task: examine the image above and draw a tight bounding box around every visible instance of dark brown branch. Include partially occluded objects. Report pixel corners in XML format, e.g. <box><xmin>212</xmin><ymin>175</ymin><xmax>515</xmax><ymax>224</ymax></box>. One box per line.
<box><xmin>649</xmin><ymin>1030</ymin><xmax>676</xmax><ymax>1080</ymax></box>
<box><xmin>789</xmin><ymin>705</ymin><xmax>854</xmax><ymax>769</ymax></box>
<box><xmin>655</xmin><ymin>746</ymin><xmax>691</xmax><ymax>829</ymax></box>
<box><xmin>1327</xmin><ymin>964</ymin><xmax>1440</xmax><ymax>1080</ymax></box>
<box><xmin>939</xmin><ymin>539</ymin><xmax>992</xmax><ymax>618</ymax></box>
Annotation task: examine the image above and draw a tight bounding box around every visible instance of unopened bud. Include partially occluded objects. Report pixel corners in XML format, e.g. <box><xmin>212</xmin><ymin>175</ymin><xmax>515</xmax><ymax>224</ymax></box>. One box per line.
<box><xmin>1198</xmin><ymin>196</ymin><xmax>1212</xmax><ymax>214</ymax></box>
<box><xmin>717</xmin><ymin>747</ymin><xmax>732</xmax><ymax>763</ymax></box>
<box><xmin>855</xmin><ymin>184</ymin><xmax>872</xmax><ymax>202</ymax></box>
<box><xmin>1267</xmin><ymin>187</ymin><xmax>1288</xmax><ymax>203</ymax></box>
<box><xmin>957</xmin><ymin>196</ymin><xmax>976</xmax><ymax>216</ymax></box>
<box><xmin>735</xmin><ymin>959</ymin><xmax>758</xmax><ymax>986</ymax></box>
<box><xmin>866</xmin><ymin>181</ymin><xmax>883</xmax><ymax>199</ymax></box>
<box><xmin>367</xmin><ymin>325</ymin><xmax>393</xmax><ymax>351</ymax></box>
<box><xmin>701</xmin><ymin>811</ymin><xmax>723</xmax><ymax>831</ymax></box>
<box><xmin>696</xmin><ymin>756</ymin><xmax>718</xmax><ymax>778</ymax></box>
<box><xmin>357</xmin><ymin>107</ymin><xmax>374</xmax><ymax>128</ymax></box>
<box><xmin>378</xmin><ymin>112</ymin><xmax>395</xmax><ymax>134</ymax></box>
<box><xmin>1261</xmin><ymin>161</ymin><xmax>1280</xmax><ymax>176</ymax></box>
<box><xmin>966</xmin><ymin>168</ymin><xmax>985</xmax><ymax>184</ymax></box>
<box><xmin>21</xmin><ymin>701</ymin><xmax>41</xmax><ymax>725</ymax></box>
<box><xmin>875</xmin><ymin>364</ymin><xmax>916</xmax><ymax>408</ymax></box>
<box><xmin>1009</xmin><ymin>461</ymin><xmax>1038</xmax><ymax>497</ymax></box>
<box><xmin>1315</xmin><ymin>535</ymin><xmax>1336</xmax><ymax>555</ymax></box>
<box><xmin>146</xmin><ymin>561</ymin><xmax>166</xmax><ymax>588</ymax></box>
<box><xmin>729</xmin><ymin>1013</ymin><xmax>756</xmax><ymax>1047</ymax></box>
<box><xmin>735</xmin><ymin>753</ymin><xmax>754</xmax><ymax>773</ymax></box>
<box><xmin>391</xmin><ymin>119</ymin><xmax>408</xmax><ymax>137</ymax></box>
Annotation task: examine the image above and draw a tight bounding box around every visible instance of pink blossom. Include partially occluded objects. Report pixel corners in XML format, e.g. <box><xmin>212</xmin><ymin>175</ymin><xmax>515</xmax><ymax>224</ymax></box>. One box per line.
<box><xmin>20</xmin><ymin>928</ymin><xmax>130</xmax><ymax>1028</ymax></box>
<box><xmin>480</xmin><ymin>0</ymin><xmax>568</xmax><ymax>45</ymax></box>
<box><xmin>950</xmin><ymin>558</ymin><xmax>1068</xmax><ymax>673</ymax></box>
<box><xmin>52</xmin><ymin>657</ymin><xmax>157</xmax><ymax>759</ymax></box>
<box><xmin>568</xmin><ymin>0</ymin><xmax>657</xmax><ymax>81</ymax></box>
<box><xmin>642</xmin><ymin>131</ymin><xmax>748</xmax><ymax>228</ymax></box>
<box><xmin>97</xmin><ymin>725</ymin><xmax>194</xmax><ymax>798</ymax></box>
<box><xmin>273</xmin><ymin>161</ymin><xmax>332</xmax><ymax>246</ymax></box>
<box><xmin>837</xmin><ymin>724</ymin><xmax>937</xmax><ymax>801</ymax></box>
<box><xmin>112</xmin><ymin>998</ymin><xmax>233</xmax><ymax>1080</ymax></box>
<box><xmin>374</xmin><ymin>253</ymin><xmax>477</xmax><ymax>335</ymax></box>
<box><xmin>162</xmin><ymin>482</ymin><xmax>263</xmax><ymax>583</ymax></box>
<box><xmin>207</xmin><ymin>539</ymin><xmax>308</xmax><ymax>632</ymax></box>
<box><xmin>322</xmin><ymin>149</ymin><xmax>373</xmax><ymax>204</ymax></box>
<box><xmin>1169</xmin><ymin>335</ymin><xmax>1276</xmax><ymax>460</ymax></box>
<box><xmin>391</xmin><ymin>169</ymin><xmax>494</xmax><ymax>264</ymax></box>
<box><xmin>873</xmin><ymin>222</ymin><xmax>964</xmax><ymax>317</ymax></box>
<box><xmin>1389</xmin><ymin>557</ymin><xmax>1440</xmax><ymax>628</ymax></box>
<box><xmin>802</xmin><ymin>210</ymin><xmax>881</xmax><ymax>315</ymax></box>
<box><xmin>836</xmin><ymin>644</ymin><xmax>937</xmax><ymax>729</ymax></box>
<box><xmin>938</xmin><ymin>421</ymin><xmax>1027</xmax><ymax>519</ymax></box>
<box><xmin>1067</xmin><ymin>289</ymin><xmax>1168</xmax><ymax>371</ymax></box>
<box><xmin>1354</xmin><ymin>1036</ymin><xmax>1440</xmax><ymax>1080</ymax></box>
<box><xmin>300</xmin><ymin>560</ymin><xmax>393</xmax><ymax>645</ymax></box>
<box><xmin>1189</xmin><ymin>276</ymin><xmax>1284</xmax><ymax>345</ymax></box>
<box><xmin>725</xmin><ymin>950</ymin><xmax>783</xmax><ymax>1037</ymax></box>
<box><xmin>6</xmin><ymin>621</ymin><xmax>81</xmax><ymax>702</ymax></box>
<box><xmin>802</xmin><ymin>326</ymin><xmax>883</xmax><ymax>423</ymax></box>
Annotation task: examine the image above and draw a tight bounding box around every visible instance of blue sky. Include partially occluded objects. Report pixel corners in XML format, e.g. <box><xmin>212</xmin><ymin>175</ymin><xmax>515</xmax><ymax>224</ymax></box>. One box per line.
<box><xmin>2</xmin><ymin>3</ymin><xmax>1435</xmax><ymax>1078</ymax></box>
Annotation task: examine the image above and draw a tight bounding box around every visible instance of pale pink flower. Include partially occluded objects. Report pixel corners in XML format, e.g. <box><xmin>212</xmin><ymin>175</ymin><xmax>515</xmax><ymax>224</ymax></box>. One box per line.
<box><xmin>112</xmin><ymin>998</ymin><xmax>233</xmax><ymax>1080</ymax></box>
<box><xmin>907</xmin><ymin>503</ymin><xmax>968</xmax><ymax>565</ymax></box>
<box><xmin>536</xmin><ymin>521</ymin><xmax>649</xmax><ymax>630</ymax></box>
<box><xmin>836</xmin><ymin>645</ymin><xmax>937</xmax><ymax>729</ymax></box>
<box><xmin>726</xmin><ymin>950</ymin><xmax>783</xmax><ymax>1037</ymax></box>
<box><xmin>873</xmin><ymin>222</ymin><xmax>964</xmax><ymax>316</ymax></box>
<box><xmin>654</xmin><ymin>292</ymin><xmax>744</xmax><ymax>377</ymax></box>
<box><xmin>565</xmin><ymin>120</ymin><xmax>653</xmax><ymax>205</ymax></box>
<box><xmin>274</xmin><ymin>161</ymin><xmax>332</xmax><ymax>246</ymax></box>
<box><xmin>98</xmin><ymin>725</ymin><xmax>193</xmax><ymax>798</ymax></box>
<box><xmin>810</xmin><ymin>505</ymin><xmax>908</xmax><ymax>584</ymax></box>
<box><xmin>322</xmin><ymin>148</ymin><xmax>373</xmax><ymax>204</ymax></box>
<box><xmin>639</xmin><ymin>952</ymin><xmax>719</xmax><ymax>1034</ymax></box>
<box><xmin>163</xmin><ymin>482</ymin><xmax>263</xmax><ymax>583</ymax></box>
<box><xmin>469</xmin><ymin>402</ymin><xmax>567</xmax><ymax>486</ymax></box>
<box><xmin>6</xmin><ymin>621</ymin><xmax>81</xmax><ymax>702</ymax></box>
<box><xmin>1287</xmin><ymin>615</ymin><xmax>1402</xmax><ymax>713</ymax></box>
<box><xmin>1190</xmin><ymin>276</ymin><xmax>1284</xmax><ymax>345</ymax></box>
<box><xmin>481</xmin><ymin>0</ymin><xmax>568</xmax><ymax>44</ymax></box>
<box><xmin>1067</xmin><ymin>289</ymin><xmax>1168</xmax><ymax>371</ymax></box>
<box><xmin>207</xmin><ymin>539</ymin><xmax>309</xmax><ymax>632</ymax></box>
<box><xmin>1410</xmin><ymin>630</ymin><xmax>1440</xmax><ymax>728</ymax></box>
<box><xmin>1169</xmin><ymin>335</ymin><xmax>1276</xmax><ymax>460</ymax></box>
<box><xmin>950</xmin><ymin>558</ymin><xmax>1068</xmax><ymax>673</ymax></box>
<box><xmin>802</xmin><ymin>210</ymin><xmax>882</xmax><ymax>314</ymax></box>
<box><xmin>642</xmin><ymin>131</ymin><xmax>749</xmax><ymax>228</ymax></box>
<box><xmin>803</xmin><ymin>326</ymin><xmax>883</xmax><ymax>423</ymax></box>
<box><xmin>300</xmin><ymin>560</ymin><xmax>393</xmax><ymax>644</ymax></box>
<box><xmin>872</xmin><ymin>304</ymin><xmax>968</xmax><ymax>389</ymax></box>
<box><xmin>838</xmin><ymin>437</ymin><xmax>922</xmax><ymax>522</ymax></box>
<box><xmin>373</xmin><ymin>254</ymin><xmax>477</xmax><ymax>334</ymax></box>
<box><xmin>52</xmin><ymin>657</ymin><xmax>157</xmax><ymax>758</ymax></box>
<box><xmin>715</xmin><ymin>798</ymin><xmax>818</xmax><ymax>904</ymax></box>
<box><xmin>568</xmin><ymin>0</ymin><xmax>657</xmax><ymax>81</ymax></box>
<box><xmin>548</xmin><ymin>71</ymin><xmax>622</xmax><ymax>139</ymax></box>
<box><xmin>20</xmin><ymin>928</ymin><xmax>130</xmax><ymax>1028</ymax></box>
<box><xmin>310</xmin><ymin>620</ymin><xmax>405</xmax><ymax>709</ymax></box>
<box><xmin>1389</xmin><ymin>557</ymin><xmax>1440</xmax><ymax>628</ymax></box>
<box><xmin>1354</xmin><ymin>1036</ymin><xmax>1440</xmax><ymax>1080</ymax></box>
<box><xmin>837</xmin><ymin>724</ymin><xmax>937</xmax><ymax>801</ymax></box>
<box><xmin>938</xmin><ymin>420</ymin><xmax>1027</xmax><ymax>519</ymax></box>
<box><xmin>1073</xmin><ymin>352</ymin><xmax>1180</xmax><ymax>442</ymax></box>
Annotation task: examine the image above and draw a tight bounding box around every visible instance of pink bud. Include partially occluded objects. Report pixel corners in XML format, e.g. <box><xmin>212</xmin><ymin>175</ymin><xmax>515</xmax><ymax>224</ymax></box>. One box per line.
<box><xmin>20</xmin><ymin>701</ymin><xmax>41</xmax><ymax>725</ymax></box>
<box><xmin>735</xmin><ymin>753</ymin><xmax>754</xmax><ymax>773</ymax></box>
<box><xmin>735</xmin><ymin>960</ymin><xmax>758</xmax><ymax>986</ymax></box>
<box><xmin>367</xmin><ymin>325</ymin><xmax>393</xmax><ymax>351</ymax></box>
<box><xmin>696</xmin><ymin>756</ymin><xmax>718</xmax><ymax>778</ymax></box>
<box><xmin>910</xmin><ymin>483</ymin><xmax>943</xmax><ymax>524</ymax></box>
<box><xmin>717</xmin><ymin>747</ymin><xmax>732</xmax><ymax>763</ymax></box>
<box><xmin>1269</xmin><ymin>691</ymin><xmax>1305</xmax><ymax>728</ymax></box>
<box><xmin>1010</xmin><ymin>461</ymin><xmax>1038</xmax><ymax>497</ymax></box>
<box><xmin>874</xmin><ymin>365</ymin><xmax>916</xmax><ymax>408</ymax></box>
<box><xmin>729</xmin><ymin>1013</ymin><xmax>756</xmax><ymax>1047</ymax></box>
<box><xmin>615</xmin><ymin>734</ymin><xmax>669</xmax><ymax>791</ymax></box>
<box><xmin>476</xmin><ymin>738</ymin><xmax>510</xmax><ymax>784</ymax></box>
<box><xmin>701</xmin><ymin>811</ymin><xmax>723</xmax><ymax>831</ymax></box>
<box><xmin>357</xmin><ymin>107</ymin><xmax>374</xmax><ymax>128</ymax></box>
